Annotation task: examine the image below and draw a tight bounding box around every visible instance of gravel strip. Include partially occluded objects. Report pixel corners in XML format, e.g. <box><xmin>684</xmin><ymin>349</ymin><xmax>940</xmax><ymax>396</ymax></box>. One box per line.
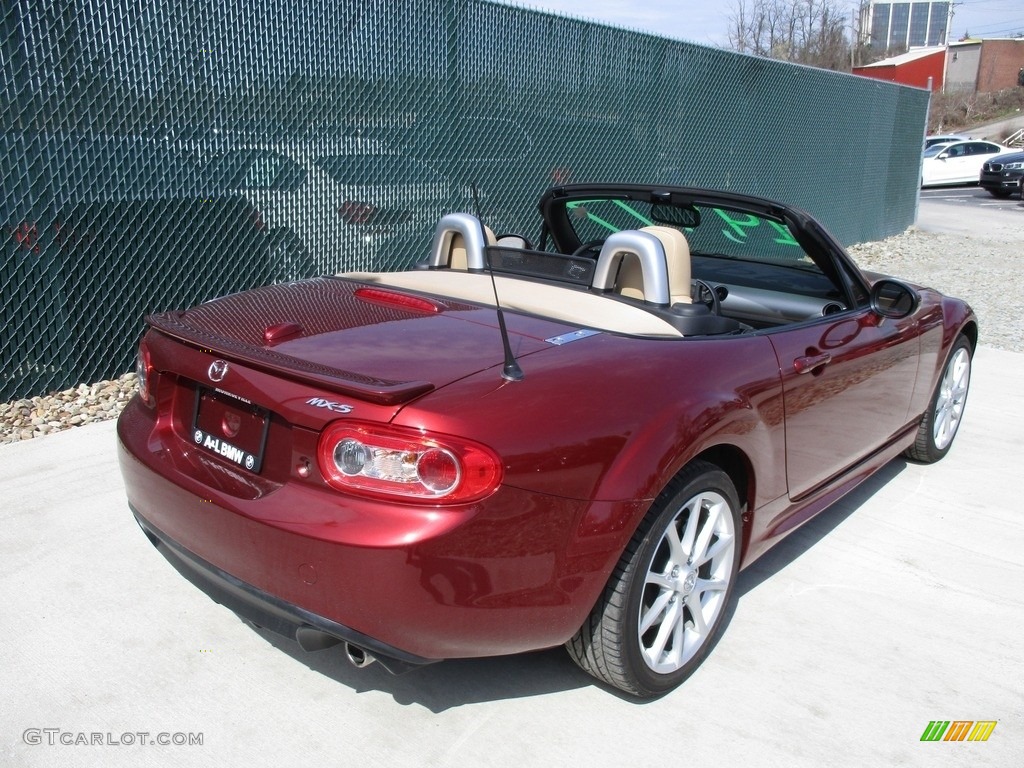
<box><xmin>1</xmin><ymin>373</ymin><xmax>138</xmax><ymax>444</ymax></box>
<box><xmin>1</xmin><ymin>227</ymin><xmax>1016</xmax><ymax>445</ymax></box>
<box><xmin>848</xmin><ymin>227</ymin><xmax>1020</xmax><ymax>352</ymax></box>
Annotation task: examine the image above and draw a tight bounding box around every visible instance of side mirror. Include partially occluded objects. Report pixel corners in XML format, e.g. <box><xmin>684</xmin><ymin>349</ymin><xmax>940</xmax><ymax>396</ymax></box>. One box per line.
<box><xmin>870</xmin><ymin>279</ymin><xmax>919</xmax><ymax>319</ymax></box>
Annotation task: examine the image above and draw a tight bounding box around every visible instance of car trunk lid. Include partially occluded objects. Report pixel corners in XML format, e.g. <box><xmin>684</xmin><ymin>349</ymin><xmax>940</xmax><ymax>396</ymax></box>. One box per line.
<box><xmin>146</xmin><ymin>276</ymin><xmax>558</xmax><ymax>407</ymax></box>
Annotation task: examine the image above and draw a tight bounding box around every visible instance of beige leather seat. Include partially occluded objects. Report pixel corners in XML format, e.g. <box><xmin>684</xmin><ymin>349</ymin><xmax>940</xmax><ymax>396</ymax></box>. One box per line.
<box><xmin>611</xmin><ymin>248</ymin><xmax>647</xmax><ymax>301</ymax></box>
<box><xmin>613</xmin><ymin>226</ymin><xmax>692</xmax><ymax>304</ymax></box>
<box><xmin>643</xmin><ymin>226</ymin><xmax>692</xmax><ymax>305</ymax></box>
<box><xmin>447</xmin><ymin>225</ymin><xmax>497</xmax><ymax>270</ymax></box>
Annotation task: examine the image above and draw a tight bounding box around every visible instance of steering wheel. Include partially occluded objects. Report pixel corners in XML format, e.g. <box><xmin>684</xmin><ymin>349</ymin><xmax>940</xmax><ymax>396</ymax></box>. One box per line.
<box><xmin>571</xmin><ymin>238</ymin><xmax>605</xmax><ymax>259</ymax></box>
<box><xmin>692</xmin><ymin>279</ymin><xmax>721</xmax><ymax>315</ymax></box>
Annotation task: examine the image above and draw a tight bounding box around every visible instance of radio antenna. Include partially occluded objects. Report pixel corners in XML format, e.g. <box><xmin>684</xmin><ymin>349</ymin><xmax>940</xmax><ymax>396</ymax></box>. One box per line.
<box><xmin>472</xmin><ymin>183</ymin><xmax>523</xmax><ymax>381</ymax></box>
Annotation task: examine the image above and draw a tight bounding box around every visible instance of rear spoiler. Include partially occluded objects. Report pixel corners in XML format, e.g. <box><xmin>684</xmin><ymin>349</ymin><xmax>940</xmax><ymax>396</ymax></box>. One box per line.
<box><xmin>147</xmin><ymin>311</ymin><xmax>434</xmax><ymax>406</ymax></box>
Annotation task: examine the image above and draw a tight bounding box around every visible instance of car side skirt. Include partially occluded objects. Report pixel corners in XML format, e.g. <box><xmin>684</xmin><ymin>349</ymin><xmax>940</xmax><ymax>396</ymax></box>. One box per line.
<box><xmin>742</xmin><ymin>421</ymin><xmax>919</xmax><ymax>566</ymax></box>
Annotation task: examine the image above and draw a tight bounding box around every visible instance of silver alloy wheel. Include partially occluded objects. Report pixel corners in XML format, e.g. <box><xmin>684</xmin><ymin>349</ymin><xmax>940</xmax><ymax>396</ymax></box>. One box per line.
<box><xmin>933</xmin><ymin>346</ymin><xmax>970</xmax><ymax>451</ymax></box>
<box><xmin>638</xmin><ymin>489</ymin><xmax>736</xmax><ymax>674</ymax></box>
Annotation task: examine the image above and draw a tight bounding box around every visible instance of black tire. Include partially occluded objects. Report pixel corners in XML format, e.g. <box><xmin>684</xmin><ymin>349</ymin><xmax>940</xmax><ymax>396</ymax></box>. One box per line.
<box><xmin>567</xmin><ymin>461</ymin><xmax>741</xmax><ymax>697</ymax></box>
<box><xmin>904</xmin><ymin>334</ymin><xmax>972</xmax><ymax>463</ymax></box>
<box><xmin>986</xmin><ymin>189</ymin><xmax>1012</xmax><ymax>199</ymax></box>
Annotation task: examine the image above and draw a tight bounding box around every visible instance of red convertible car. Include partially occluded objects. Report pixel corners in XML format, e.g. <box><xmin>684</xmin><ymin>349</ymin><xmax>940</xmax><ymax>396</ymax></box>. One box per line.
<box><xmin>118</xmin><ymin>183</ymin><xmax>975</xmax><ymax>697</ymax></box>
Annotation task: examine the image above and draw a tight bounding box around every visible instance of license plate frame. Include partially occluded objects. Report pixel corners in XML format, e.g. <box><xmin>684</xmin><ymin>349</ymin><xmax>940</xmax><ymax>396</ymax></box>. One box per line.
<box><xmin>191</xmin><ymin>386</ymin><xmax>270</xmax><ymax>474</ymax></box>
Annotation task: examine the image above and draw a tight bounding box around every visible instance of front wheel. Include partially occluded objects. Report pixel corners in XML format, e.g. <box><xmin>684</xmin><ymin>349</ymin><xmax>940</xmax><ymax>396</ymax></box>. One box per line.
<box><xmin>904</xmin><ymin>334</ymin><xmax>972</xmax><ymax>463</ymax></box>
<box><xmin>567</xmin><ymin>461</ymin><xmax>741</xmax><ymax>697</ymax></box>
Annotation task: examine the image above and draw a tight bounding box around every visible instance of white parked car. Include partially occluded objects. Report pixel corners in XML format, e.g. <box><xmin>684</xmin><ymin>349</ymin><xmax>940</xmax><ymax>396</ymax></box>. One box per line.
<box><xmin>197</xmin><ymin>140</ymin><xmax>461</xmax><ymax>275</ymax></box>
<box><xmin>920</xmin><ymin>140</ymin><xmax>1007</xmax><ymax>187</ymax></box>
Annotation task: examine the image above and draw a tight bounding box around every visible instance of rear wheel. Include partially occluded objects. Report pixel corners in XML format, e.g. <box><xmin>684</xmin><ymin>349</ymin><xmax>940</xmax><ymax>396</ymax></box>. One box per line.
<box><xmin>904</xmin><ymin>334</ymin><xmax>972</xmax><ymax>463</ymax></box>
<box><xmin>567</xmin><ymin>461</ymin><xmax>741</xmax><ymax>697</ymax></box>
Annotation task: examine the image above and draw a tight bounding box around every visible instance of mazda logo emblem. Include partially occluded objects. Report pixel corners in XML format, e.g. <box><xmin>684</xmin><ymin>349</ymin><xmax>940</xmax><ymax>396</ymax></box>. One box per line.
<box><xmin>208</xmin><ymin>360</ymin><xmax>229</xmax><ymax>382</ymax></box>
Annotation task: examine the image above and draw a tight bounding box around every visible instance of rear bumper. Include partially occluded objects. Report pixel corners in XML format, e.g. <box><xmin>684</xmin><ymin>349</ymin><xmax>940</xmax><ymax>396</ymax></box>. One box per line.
<box><xmin>117</xmin><ymin>397</ymin><xmax>625</xmax><ymax>662</ymax></box>
<box><xmin>131</xmin><ymin>508</ymin><xmax>430</xmax><ymax>674</ymax></box>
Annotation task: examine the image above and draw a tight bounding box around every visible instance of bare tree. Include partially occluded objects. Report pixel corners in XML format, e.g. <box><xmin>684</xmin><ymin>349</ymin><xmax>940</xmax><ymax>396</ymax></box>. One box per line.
<box><xmin>728</xmin><ymin>0</ymin><xmax>853</xmax><ymax>71</ymax></box>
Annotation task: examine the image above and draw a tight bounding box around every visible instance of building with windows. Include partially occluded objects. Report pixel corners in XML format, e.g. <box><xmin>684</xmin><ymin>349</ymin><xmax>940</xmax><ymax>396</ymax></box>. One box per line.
<box><xmin>863</xmin><ymin>2</ymin><xmax>952</xmax><ymax>51</ymax></box>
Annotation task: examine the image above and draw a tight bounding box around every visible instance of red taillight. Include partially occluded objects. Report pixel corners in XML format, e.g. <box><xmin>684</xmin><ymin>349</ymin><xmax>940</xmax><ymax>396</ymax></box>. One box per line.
<box><xmin>136</xmin><ymin>342</ymin><xmax>155</xmax><ymax>407</ymax></box>
<box><xmin>338</xmin><ymin>201</ymin><xmax>376</xmax><ymax>224</ymax></box>
<box><xmin>317</xmin><ymin>421</ymin><xmax>502</xmax><ymax>504</ymax></box>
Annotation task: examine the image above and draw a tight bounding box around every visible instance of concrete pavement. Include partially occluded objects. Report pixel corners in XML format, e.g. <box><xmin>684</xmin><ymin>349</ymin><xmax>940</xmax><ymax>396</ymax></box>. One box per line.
<box><xmin>916</xmin><ymin>191</ymin><xmax>1024</xmax><ymax>239</ymax></box>
<box><xmin>1</xmin><ymin>346</ymin><xmax>1022</xmax><ymax>767</ymax></box>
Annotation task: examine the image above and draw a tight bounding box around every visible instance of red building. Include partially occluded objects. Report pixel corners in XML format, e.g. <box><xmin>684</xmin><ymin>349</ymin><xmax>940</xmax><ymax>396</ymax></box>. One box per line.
<box><xmin>857</xmin><ymin>39</ymin><xmax>1024</xmax><ymax>94</ymax></box>
<box><xmin>853</xmin><ymin>47</ymin><xmax>946</xmax><ymax>90</ymax></box>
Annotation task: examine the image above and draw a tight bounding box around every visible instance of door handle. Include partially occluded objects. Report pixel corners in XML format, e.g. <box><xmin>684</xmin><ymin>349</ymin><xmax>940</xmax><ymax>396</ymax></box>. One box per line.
<box><xmin>794</xmin><ymin>352</ymin><xmax>832</xmax><ymax>374</ymax></box>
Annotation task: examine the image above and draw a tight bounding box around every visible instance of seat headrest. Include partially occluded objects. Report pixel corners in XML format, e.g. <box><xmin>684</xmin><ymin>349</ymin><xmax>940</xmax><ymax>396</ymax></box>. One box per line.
<box><xmin>641</xmin><ymin>225</ymin><xmax>691</xmax><ymax>305</ymax></box>
<box><xmin>592</xmin><ymin>230</ymin><xmax>669</xmax><ymax>305</ymax></box>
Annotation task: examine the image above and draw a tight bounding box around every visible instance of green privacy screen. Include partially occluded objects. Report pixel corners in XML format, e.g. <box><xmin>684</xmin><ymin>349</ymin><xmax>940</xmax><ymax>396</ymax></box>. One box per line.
<box><xmin>1</xmin><ymin>0</ymin><xmax>928</xmax><ymax>400</ymax></box>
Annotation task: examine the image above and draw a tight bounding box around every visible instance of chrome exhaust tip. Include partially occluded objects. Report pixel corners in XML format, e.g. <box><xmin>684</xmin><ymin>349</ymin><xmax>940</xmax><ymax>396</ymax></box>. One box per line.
<box><xmin>344</xmin><ymin>642</ymin><xmax>376</xmax><ymax>669</ymax></box>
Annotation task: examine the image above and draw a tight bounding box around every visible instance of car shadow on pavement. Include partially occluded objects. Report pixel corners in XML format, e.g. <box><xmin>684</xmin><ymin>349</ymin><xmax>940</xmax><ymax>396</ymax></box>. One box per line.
<box><xmin>242</xmin><ymin>459</ymin><xmax>907</xmax><ymax>710</ymax></box>
<box><xmin>735</xmin><ymin>459</ymin><xmax>907</xmax><ymax>598</ymax></box>
<box><xmin>250</xmin><ymin>627</ymin><xmax>591</xmax><ymax>710</ymax></box>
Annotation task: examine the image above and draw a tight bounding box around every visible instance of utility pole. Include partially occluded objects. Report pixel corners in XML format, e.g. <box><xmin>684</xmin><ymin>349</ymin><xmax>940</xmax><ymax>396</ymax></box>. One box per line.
<box><xmin>850</xmin><ymin>3</ymin><xmax>858</xmax><ymax>69</ymax></box>
<box><xmin>941</xmin><ymin>1</ymin><xmax>956</xmax><ymax>93</ymax></box>
<box><xmin>850</xmin><ymin>1</ymin><xmax>870</xmax><ymax>70</ymax></box>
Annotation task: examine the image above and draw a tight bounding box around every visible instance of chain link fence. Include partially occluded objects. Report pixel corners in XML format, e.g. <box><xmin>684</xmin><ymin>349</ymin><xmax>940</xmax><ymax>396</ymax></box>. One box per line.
<box><xmin>2</xmin><ymin>0</ymin><xmax>929</xmax><ymax>401</ymax></box>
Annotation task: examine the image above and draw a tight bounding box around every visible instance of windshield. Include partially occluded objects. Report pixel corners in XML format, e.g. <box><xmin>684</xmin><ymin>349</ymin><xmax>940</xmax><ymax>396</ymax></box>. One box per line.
<box><xmin>562</xmin><ymin>197</ymin><xmax>816</xmax><ymax>270</ymax></box>
<box><xmin>923</xmin><ymin>144</ymin><xmax>952</xmax><ymax>158</ymax></box>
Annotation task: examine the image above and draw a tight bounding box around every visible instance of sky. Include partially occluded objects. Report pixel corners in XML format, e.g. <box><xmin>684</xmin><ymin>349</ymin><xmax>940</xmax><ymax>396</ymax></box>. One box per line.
<box><xmin>494</xmin><ymin>1</ymin><xmax>1024</xmax><ymax>48</ymax></box>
